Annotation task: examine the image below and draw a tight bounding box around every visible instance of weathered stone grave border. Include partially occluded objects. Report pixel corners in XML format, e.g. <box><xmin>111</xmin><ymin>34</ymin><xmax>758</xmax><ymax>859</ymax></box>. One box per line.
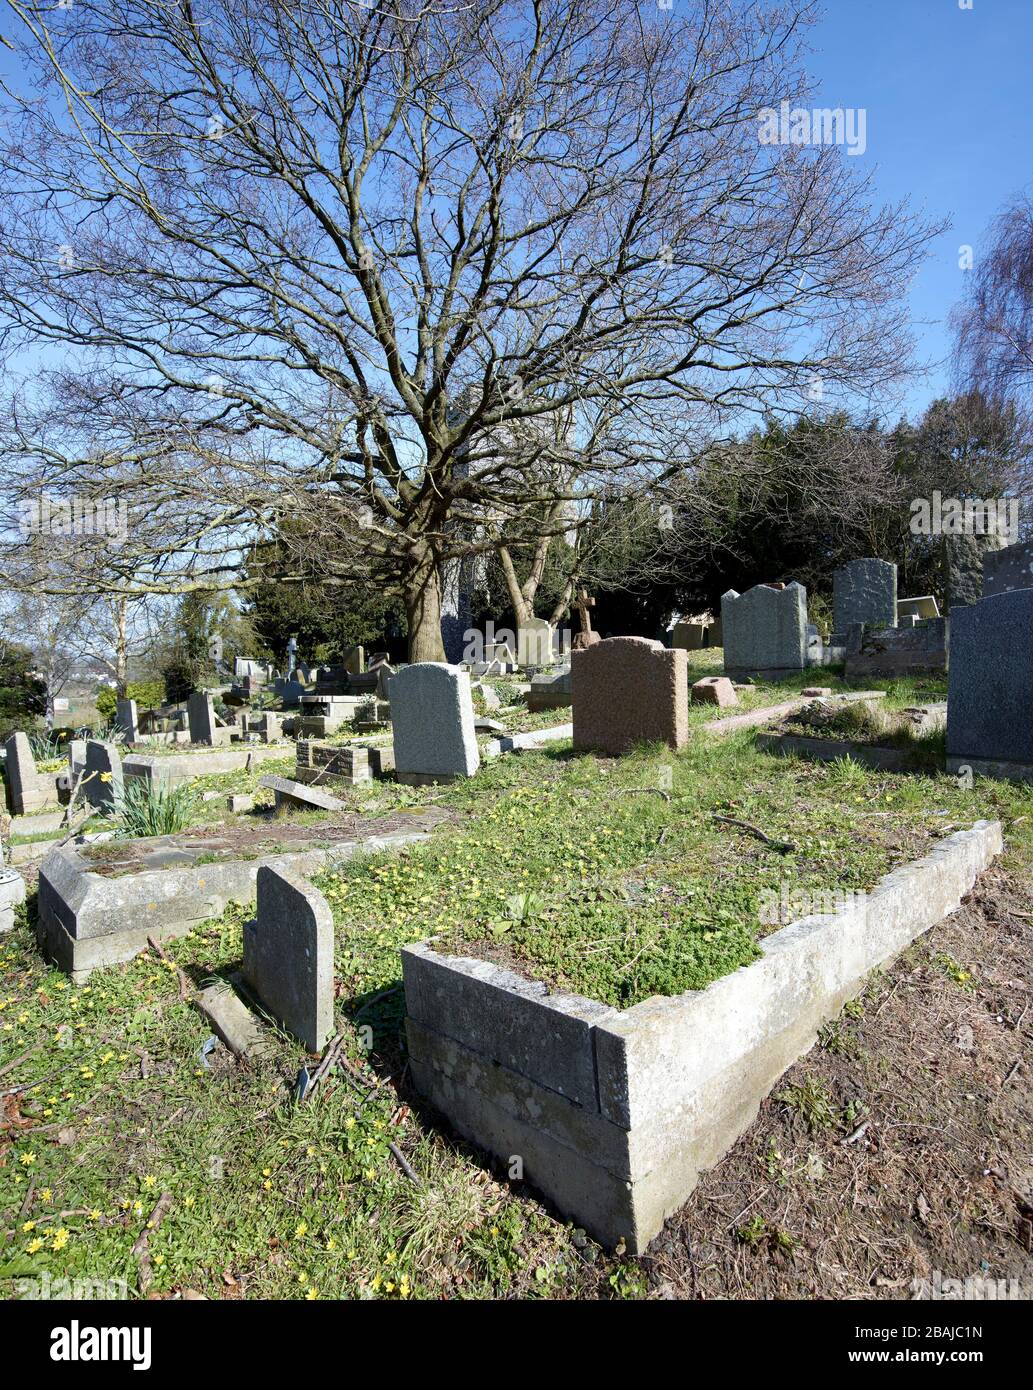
<box><xmin>756</xmin><ymin>702</ymin><xmax>947</xmax><ymax>772</ymax></box>
<box><xmin>38</xmin><ymin>823</ymin><xmax>434</xmax><ymax>981</ymax></box>
<box><xmin>122</xmin><ymin>744</ymin><xmax>292</xmax><ymax>791</ymax></box>
<box><xmin>403</xmin><ymin>819</ymin><xmax>1001</xmax><ymax>1253</ymax></box>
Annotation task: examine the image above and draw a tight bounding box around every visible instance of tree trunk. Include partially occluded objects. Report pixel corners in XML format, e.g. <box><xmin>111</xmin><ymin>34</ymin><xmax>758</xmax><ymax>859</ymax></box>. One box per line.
<box><xmin>498</xmin><ymin>546</ymin><xmax>535</xmax><ymax>629</ymax></box>
<box><xmin>404</xmin><ymin>545</ymin><xmax>447</xmax><ymax>663</ymax></box>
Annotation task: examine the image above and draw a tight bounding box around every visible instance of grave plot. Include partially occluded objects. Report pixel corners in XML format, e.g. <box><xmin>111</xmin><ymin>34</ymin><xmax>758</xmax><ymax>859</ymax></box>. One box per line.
<box><xmin>757</xmin><ymin>688</ymin><xmax>948</xmax><ymax>772</ymax></box>
<box><xmin>2</xmin><ymin>727</ymin><xmax>1029</xmax><ymax>1298</ymax></box>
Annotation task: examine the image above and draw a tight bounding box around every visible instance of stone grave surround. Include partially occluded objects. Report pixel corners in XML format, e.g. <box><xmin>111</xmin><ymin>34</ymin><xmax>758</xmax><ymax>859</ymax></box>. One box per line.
<box><xmin>721</xmin><ymin>582</ymin><xmax>809</xmax><ymax>679</ymax></box>
<box><xmin>389</xmin><ymin>662</ymin><xmax>480</xmax><ymax>784</ymax></box>
<box><xmin>947</xmin><ymin>588</ymin><xmax>1033</xmax><ymax>781</ymax></box>
<box><xmin>832</xmin><ymin>558</ymin><xmax>897</xmax><ymax>636</ymax></box>
<box><xmin>526</xmin><ymin>667</ymin><xmax>572</xmax><ymax>712</ymax></box>
<box><xmin>402</xmin><ymin>821</ymin><xmax>1001</xmax><ymax>1253</ymax></box>
<box><xmin>243</xmin><ymin>864</ymin><xmax>334</xmax><ymax>1052</ymax></box>
<box><xmin>982</xmin><ymin>539</ymin><xmax>1033</xmax><ymax>599</ymax></box>
<box><xmin>572</xmin><ymin>637</ymin><xmax>688</xmax><ymax>755</ymax></box>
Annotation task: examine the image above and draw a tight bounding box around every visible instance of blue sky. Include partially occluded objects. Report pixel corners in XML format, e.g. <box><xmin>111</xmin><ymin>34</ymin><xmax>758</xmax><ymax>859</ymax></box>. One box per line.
<box><xmin>805</xmin><ymin>0</ymin><xmax>1032</xmax><ymax>419</ymax></box>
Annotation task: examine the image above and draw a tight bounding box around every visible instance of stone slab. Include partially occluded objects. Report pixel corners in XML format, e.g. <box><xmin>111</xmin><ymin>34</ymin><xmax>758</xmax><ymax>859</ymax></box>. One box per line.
<box><xmin>982</xmin><ymin>539</ymin><xmax>1033</xmax><ymax>598</ymax></box>
<box><xmin>721</xmin><ymin>582</ymin><xmax>809</xmax><ymax>678</ymax></box>
<box><xmin>243</xmin><ymin>865</ymin><xmax>334</xmax><ymax>1052</ymax></box>
<box><xmin>833</xmin><ymin>558</ymin><xmax>897</xmax><ymax>632</ymax></box>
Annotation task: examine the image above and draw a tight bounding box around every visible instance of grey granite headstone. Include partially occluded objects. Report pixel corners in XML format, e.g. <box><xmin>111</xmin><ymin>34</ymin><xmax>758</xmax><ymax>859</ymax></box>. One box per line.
<box><xmin>389</xmin><ymin>662</ymin><xmax>480</xmax><ymax>783</ymax></box>
<box><xmin>3</xmin><ymin>731</ymin><xmax>48</xmax><ymax>814</ymax></box>
<box><xmin>832</xmin><ymin>558</ymin><xmax>897</xmax><ymax>633</ymax></box>
<box><xmin>84</xmin><ymin>739</ymin><xmax>124</xmax><ymax>810</ymax></box>
<box><xmin>983</xmin><ymin>540</ymin><xmax>1033</xmax><ymax>599</ymax></box>
<box><xmin>115</xmin><ymin>698</ymin><xmax>139</xmax><ymax>743</ymax></box>
<box><xmin>947</xmin><ymin>589</ymin><xmax>1033</xmax><ymax>779</ymax></box>
<box><xmin>68</xmin><ymin>739</ymin><xmax>87</xmax><ymax>777</ymax></box>
<box><xmin>243</xmin><ymin>864</ymin><xmax>334</xmax><ymax>1052</ymax></box>
<box><xmin>943</xmin><ymin>532</ymin><xmax>1003</xmax><ymax>610</ymax></box>
<box><xmin>187</xmin><ymin>691</ymin><xmax>217</xmax><ymax>744</ymax></box>
<box><xmin>721</xmin><ymin>582</ymin><xmax>809</xmax><ymax>677</ymax></box>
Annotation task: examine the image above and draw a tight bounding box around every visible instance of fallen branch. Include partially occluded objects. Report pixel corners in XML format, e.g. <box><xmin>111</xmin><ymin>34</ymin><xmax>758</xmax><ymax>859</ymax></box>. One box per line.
<box><xmin>388</xmin><ymin>1141</ymin><xmax>419</xmax><ymax>1183</ymax></box>
<box><xmin>302</xmin><ymin>1030</ymin><xmax>349</xmax><ymax>1101</ymax></box>
<box><xmin>146</xmin><ymin>935</ymin><xmax>191</xmax><ymax>1001</ymax></box>
<box><xmin>132</xmin><ymin>1190</ymin><xmax>173</xmax><ymax>1294</ymax></box>
<box><xmin>711</xmin><ymin>814</ymin><xmax>796</xmax><ymax>854</ymax></box>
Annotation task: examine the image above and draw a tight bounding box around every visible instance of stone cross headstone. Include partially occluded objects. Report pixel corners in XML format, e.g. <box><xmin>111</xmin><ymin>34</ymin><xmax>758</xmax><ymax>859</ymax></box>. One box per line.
<box><xmin>832</xmin><ymin>558</ymin><xmax>897</xmax><ymax>634</ymax></box>
<box><xmin>114</xmin><ymin>697</ymin><xmax>139</xmax><ymax>743</ymax></box>
<box><xmin>389</xmin><ymin>663</ymin><xmax>480</xmax><ymax>784</ymax></box>
<box><xmin>947</xmin><ymin>588</ymin><xmax>1033</xmax><ymax>779</ymax></box>
<box><xmin>3</xmin><ymin>731</ymin><xmax>49</xmax><ymax>814</ymax></box>
<box><xmin>243</xmin><ymin>864</ymin><xmax>334</xmax><ymax>1052</ymax></box>
<box><xmin>84</xmin><ymin>739</ymin><xmax>124</xmax><ymax>810</ymax></box>
<box><xmin>572</xmin><ymin>637</ymin><xmax>688</xmax><ymax>755</ymax></box>
<box><xmin>286</xmin><ymin>635</ymin><xmax>298</xmax><ymax>671</ymax></box>
<box><xmin>572</xmin><ymin>589</ymin><xmax>600</xmax><ymax>651</ymax></box>
<box><xmin>187</xmin><ymin>691</ymin><xmax>218</xmax><ymax>745</ymax></box>
<box><xmin>721</xmin><ymin>582</ymin><xmax>810</xmax><ymax>678</ymax></box>
<box><xmin>982</xmin><ymin>539</ymin><xmax>1033</xmax><ymax>599</ymax></box>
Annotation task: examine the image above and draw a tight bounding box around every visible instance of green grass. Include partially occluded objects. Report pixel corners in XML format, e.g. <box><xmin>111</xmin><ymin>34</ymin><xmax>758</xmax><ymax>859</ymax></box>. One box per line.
<box><xmin>3</xmin><ymin>669</ymin><xmax>1032</xmax><ymax>1300</ymax></box>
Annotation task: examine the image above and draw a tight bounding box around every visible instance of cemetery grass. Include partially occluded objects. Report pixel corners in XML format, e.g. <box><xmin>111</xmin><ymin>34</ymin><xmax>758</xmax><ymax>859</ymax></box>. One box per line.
<box><xmin>3</xmin><ymin>678</ymin><xmax>1031</xmax><ymax>1300</ymax></box>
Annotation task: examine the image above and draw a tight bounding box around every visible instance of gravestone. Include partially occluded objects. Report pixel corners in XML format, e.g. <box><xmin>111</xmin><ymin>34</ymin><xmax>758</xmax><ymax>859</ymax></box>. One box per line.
<box><xmin>187</xmin><ymin>691</ymin><xmax>218</xmax><ymax>745</ymax></box>
<box><xmin>243</xmin><ymin>864</ymin><xmax>334</xmax><ymax>1052</ymax></box>
<box><xmin>947</xmin><ymin>589</ymin><xmax>1033</xmax><ymax>781</ymax></box>
<box><xmin>114</xmin><ymin>698</ymin><xmax>139</xmax><ymax>743</ymax></box>
<box><xmin>943</xmin><ymin>532</ymin><xmax>1003</xmax><ymax>610</ymax></box>
<box><xmin>84</xmin><ymin>740</ymin><xmax>124</xmax><ymax>810</ymax></box>
<box><xmin>845</xmin><ymin>619</ymin><xmax>947</xmax><ymax>680</ymax></box>
<box><xmin>572</xmin><ymin>637</ymin><xmax>688</xmax><ymax>755</ymax></box>
<box><xmin>983</xmin><ymin>539</ymin><xmax>1033</xmax><ymax>598</ymax></box>
<box><xmin>389</xmin><ymin>663</ymin><xmax>480</xmax><ymax>784</ymax></box>
<box><xmin>527</xmin><ymin>667</ymin><xmax>573</xmax><ymax>712</ymax></box>
<box><xmin>343</xmin><ymin>645</ymin><xmax>365</xmax><ymax>675</ymax></box>
<box><xmin>832</xmin><ymin>559</ymin><xmax>897</xmax><ymax>634</ymax></box>
<box><xmin>3</xmin><ymin>732</ymin><xmax>49</xmax><ymax>814</ymax></box>
<box><xmin>260</xmin><ymin>774</ymin><xmax>348</xmax><ymax>812</ymax></box>
<box><xmin>516</xmin><ymin>618</ymin><xmax>554</xmax><ymax>668</ymax></box>
<box><xmin>721</xmin><ymin>582</ymin><xmax>809</xmax><ymax>679</ymax></box>
<box><xmin>691</xmin><ymin>676</ymin><xmax>738</xmax><ymax>708</ymax></box>
<box><xmin>258</xmin><ymin>712</ymin><xmax>284</xmax><ymax>742</ymax></box>
<box><xmin>672</xmin><ymin>619</ymin><xmax>706</xmax><ymax>650</ymax></box>
<box><xmin>68</xmin><ymin>739</ymin><xmax>87</xmax><ymax>777</ymax></box>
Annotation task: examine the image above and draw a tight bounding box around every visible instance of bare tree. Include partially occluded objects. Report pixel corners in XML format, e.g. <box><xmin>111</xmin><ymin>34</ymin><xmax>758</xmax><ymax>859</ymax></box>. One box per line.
<box><xmin>0</xmin><ymin>0</ymin><xmax>938</xmax><ymax>658</ymax></box>
<box><xmin>953</xmin><ymin>195</ymin><xmax>1033</xmax><ymax>411</ymax></box>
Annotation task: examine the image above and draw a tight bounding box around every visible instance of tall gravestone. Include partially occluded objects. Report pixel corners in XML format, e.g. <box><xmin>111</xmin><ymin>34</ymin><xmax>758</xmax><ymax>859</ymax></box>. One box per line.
<box><xmin>3</xmin><ymin>731</ymin><xmax>49</xmax><ymax>814</ymax></box>
<box><xmin>721</xmin><ymin>582</ymin><xmax>809</xmax><ymax>679</ymax></box>
<box><xmin>243</xmin><ymin>865</ymin><xmax>334</xmax><ymax>1052</ymax></box>
<box><xmin>947</xmin><ymin>589</ymin><xmax>1033</xmax><ymax>781</ymax></box>
<box><xmin>832</xmin><ymin>558</ymin><xmax>897</xmax><ymax>634</ymax></box>
<box><xmin>389</xmin><ymin>663</ymin><xmax>480</xmax><ymax>785</ymax></box>
<box><xmin>187</xmin><ymin>691</ymin><xmax>218</xmax><ymax>745</ymax></box>
<box><xmin>982</xmin><ymin>540</ymin><xmax>1033</xmax><ymax>599</ymax></box>
<box><xmin>84</xmin><ymin>740</ymin><xmax>124</xmax><ymax>810</ymax></box>
<box><xmin>572</xmin><ymin>637</ymin><xmax>688</xmax><ymax>755</ymax></box>
<box><xmin>943</xmin><ymin>533</ymin><xmax>1003</xmax><ymax>610</ymax></box>
<box><xmin>114</xmin><ymin>697</ymin><xmax>139</xmax><ymax>743</ymax></box>
<box><xmin>517</xmin><ymin>618</ymin><xmax>554</xmax><ymax>668</ymax></box>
